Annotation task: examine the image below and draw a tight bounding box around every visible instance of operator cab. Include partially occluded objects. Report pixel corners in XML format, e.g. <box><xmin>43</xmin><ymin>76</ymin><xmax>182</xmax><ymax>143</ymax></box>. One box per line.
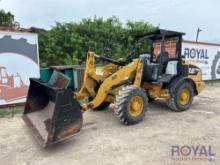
<box><xmin>135</xmin><ymin>29</ymin><xmax>186</xmax><ymax>83</ymax></box>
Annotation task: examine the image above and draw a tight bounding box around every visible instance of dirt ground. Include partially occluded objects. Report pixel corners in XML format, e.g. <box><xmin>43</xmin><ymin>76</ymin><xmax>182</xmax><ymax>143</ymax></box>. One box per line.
<box><xmin>0</xmin><ymin>82</ymin><xmax>220</xmax><ymax>165</ymax></box>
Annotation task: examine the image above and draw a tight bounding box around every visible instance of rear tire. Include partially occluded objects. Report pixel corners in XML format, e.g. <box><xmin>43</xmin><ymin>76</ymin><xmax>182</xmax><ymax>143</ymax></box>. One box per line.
<box><xmin>113</xmin><ymin>86</ymin><xmax>148</xmax><ymax>125</ymax></box>
<box><xmin>166</xmin><ymin>81</ymin><xmax>194</xmax><ymax>111</ymax></box>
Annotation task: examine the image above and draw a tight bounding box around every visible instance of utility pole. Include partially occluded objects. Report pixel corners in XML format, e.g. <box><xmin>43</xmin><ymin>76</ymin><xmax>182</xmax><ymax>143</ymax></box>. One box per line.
<box><xmin>196</xmin><ymin>28</ymin><xmax>202</xmax><ymax>42</ymax></box>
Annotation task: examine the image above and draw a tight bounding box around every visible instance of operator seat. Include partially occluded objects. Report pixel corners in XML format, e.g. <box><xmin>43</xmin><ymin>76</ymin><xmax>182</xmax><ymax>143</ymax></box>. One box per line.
<box><xmin>140</xmin><ymin>54</ymin><xmax>159</xmax><ymax>82</ymax></box>
<box><xmin>156</xmin><ymin>52</ymin><xmax>169</xmax><ymax>75</ymax></box>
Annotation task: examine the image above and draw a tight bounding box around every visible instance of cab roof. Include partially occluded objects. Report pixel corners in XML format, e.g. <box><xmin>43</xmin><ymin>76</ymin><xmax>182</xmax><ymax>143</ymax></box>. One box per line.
<box><xmin>136</xmin><ymin>29</ymin><xmax>185</xmax><ymax>40</ymax></box>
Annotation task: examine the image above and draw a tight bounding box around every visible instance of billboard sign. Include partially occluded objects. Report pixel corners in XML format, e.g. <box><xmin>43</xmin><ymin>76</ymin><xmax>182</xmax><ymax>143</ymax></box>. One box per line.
<box><xmin>182</xmin><ymin>41</ymin><xmax>220</xmax><ymax>80</ymax></box>
<box><xmin>0</xmin><ymin>31</ymin><xmax>40</xmax><ymax>105</ymax></box>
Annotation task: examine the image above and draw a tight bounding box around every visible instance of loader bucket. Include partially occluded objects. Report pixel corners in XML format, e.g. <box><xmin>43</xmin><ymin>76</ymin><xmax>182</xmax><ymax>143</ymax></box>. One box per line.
<box><xmin>23</xmin><ymin>78</ymin><xmax>83</xmax><ymax>147</ymax></box>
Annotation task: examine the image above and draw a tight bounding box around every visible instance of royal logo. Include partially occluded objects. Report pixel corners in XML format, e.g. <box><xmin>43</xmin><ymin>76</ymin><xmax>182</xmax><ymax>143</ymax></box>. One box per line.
<box><xmin>171</xmin><ymin>145</ymin><xmax>215</xmax><ymax>162</ymax></box>
<box><xmin>183</xmin><ymin>48</ymin><xmax>209</xmax><ymax>60</ymax></box>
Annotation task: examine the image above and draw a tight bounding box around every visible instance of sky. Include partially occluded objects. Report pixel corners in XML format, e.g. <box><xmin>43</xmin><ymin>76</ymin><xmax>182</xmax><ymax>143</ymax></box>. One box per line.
<box><xmin>0</xmin><ymin>0</ymin><xmax>220</xmax><ymax>42</ymax></box>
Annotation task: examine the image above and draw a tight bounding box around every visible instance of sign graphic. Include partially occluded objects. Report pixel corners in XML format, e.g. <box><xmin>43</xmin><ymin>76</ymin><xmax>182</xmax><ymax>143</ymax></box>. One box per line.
<box><xmin>211</xmin><ymin>52</ymin><xmax>220</xmax><ymax>79</ymax></box>
<box><xmin>182</xmin><ymin>41</ymin><xmax>220</xmax><ymax>80</ymax></box>
<box><xmin>0</xmin><ymin>31</ymin><xmax>40</xmax><ymax>105</ymax></box>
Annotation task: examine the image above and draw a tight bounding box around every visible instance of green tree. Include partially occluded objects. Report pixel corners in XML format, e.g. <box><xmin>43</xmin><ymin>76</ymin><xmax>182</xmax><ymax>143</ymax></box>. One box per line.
<box><xmin>39</xmin><ymin>17</ymin><xmax>156</xmax><ymax>67</ymax></box>
<box><xmin>0</xmin><ymin>9</ymin><xmax>19</xmax><ymax>27</ymax></box>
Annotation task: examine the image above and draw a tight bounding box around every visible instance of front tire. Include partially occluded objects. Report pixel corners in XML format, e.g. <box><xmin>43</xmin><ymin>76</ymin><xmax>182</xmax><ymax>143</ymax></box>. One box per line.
<box><xmin>113</xmin><ymin>86</ymin><xmax>148</xmax><ymax>125</ymax></box>
<box><xmin>166</xmin><ymin>81</ymin><xmax>194</xmax><ymax>112</ymax></box>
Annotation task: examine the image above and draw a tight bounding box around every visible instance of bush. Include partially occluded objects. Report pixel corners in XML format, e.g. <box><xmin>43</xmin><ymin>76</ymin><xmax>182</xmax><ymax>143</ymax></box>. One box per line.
<box><xmin>39</xmin><ymin>16</ymin><xmax>156</xmax><ymax>67</ymax></box>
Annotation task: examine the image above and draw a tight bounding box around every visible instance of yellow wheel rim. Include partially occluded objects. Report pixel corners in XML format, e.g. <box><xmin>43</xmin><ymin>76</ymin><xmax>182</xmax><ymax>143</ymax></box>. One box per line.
<box><xmin>179</xmin><ymin>88</ymin><xmax>190</xmax><ymax>105</ymax></box>
<box><xmin>128</xmin><ymin>96</ymin><xmax>144</xmax><ymax>117</ymax></box>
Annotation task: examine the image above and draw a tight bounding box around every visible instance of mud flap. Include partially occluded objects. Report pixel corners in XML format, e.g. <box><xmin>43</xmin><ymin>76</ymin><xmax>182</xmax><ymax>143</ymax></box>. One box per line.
<box><xmin>23</xmin><ymin>78</ymin><xmax>83</xmax><ymax>147</ymax></box>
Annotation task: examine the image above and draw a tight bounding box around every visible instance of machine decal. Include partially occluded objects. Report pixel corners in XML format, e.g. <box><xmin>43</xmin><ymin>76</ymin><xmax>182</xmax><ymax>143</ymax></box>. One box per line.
<box><xmin>188</xmin><ymin>65</ymin><xmax>200</xmax><ymax>75</ymax></box>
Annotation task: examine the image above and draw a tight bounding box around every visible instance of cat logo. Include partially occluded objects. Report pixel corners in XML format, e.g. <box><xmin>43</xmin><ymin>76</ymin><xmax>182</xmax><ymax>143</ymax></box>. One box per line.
<box><xmin>189</xmin><ymin>67</ymin><xmax>199</xmax><ymax>75</ymax></box>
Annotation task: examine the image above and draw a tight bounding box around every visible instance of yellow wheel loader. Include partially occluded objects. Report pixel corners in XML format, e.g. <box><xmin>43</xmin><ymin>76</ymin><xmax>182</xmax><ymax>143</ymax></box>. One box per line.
<box><xmin>23</xmin><ymin>29</ymin><xmax>205</xmax><ymax>147</ymax></box>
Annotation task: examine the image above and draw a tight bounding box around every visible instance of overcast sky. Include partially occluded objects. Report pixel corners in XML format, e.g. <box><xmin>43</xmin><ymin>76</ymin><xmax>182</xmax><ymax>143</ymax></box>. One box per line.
<box><xmin>1</xmin><ymin>0</ymin><xmax>219</xmax><ymax>42</ymax></box>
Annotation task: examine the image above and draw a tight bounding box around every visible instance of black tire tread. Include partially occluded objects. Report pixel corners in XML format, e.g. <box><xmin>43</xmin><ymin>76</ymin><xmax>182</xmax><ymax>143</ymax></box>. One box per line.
<box><xmin>166</xmin><ymin>97</ymin><xmax>178</xmax><ymax>111</ymax></box>
<box><xmin>113</xmin><ymin>85</ymin><xmax>148</xmax><ymax>125</ymax></box>
<box><xmin>166</xmin><ymin>80</ymin><xmax>194</xmax><ymax>112</ymax></box>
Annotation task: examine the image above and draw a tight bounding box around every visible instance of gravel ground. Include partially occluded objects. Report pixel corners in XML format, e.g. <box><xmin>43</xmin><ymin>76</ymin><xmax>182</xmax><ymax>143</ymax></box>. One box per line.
<box><xmin>0</xmin><ymin>82</ymin><xmax>220</xmax><ymax>165</ymax></box>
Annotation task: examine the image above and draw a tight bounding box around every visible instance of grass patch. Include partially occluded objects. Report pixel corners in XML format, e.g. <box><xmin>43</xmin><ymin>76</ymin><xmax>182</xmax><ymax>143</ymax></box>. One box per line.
<box><xmin>0</xmin><ymin>108</ymin><xmax>23</xmax><ymax>118</ymax></box>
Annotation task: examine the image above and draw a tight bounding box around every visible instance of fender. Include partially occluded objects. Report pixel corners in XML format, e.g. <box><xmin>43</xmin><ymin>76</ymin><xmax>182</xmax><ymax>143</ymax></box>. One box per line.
<box><xmin>167</xmin><ymin>76</ymin><xmax>197</xmax><ymax>97</ymax></box>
